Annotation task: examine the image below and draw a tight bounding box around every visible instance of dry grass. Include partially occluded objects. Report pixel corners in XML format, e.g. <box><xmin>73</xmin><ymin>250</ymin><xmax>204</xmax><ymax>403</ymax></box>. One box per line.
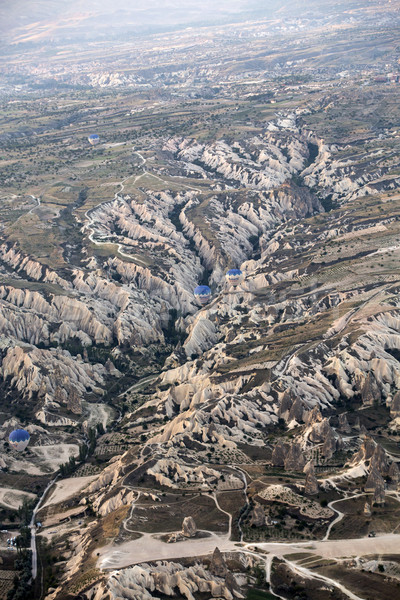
<box><xmin>126</xmin><ymin>492</ymin><xmax>228</xmax><ymax>534</ymax></box>
<box><xmin>330</xmin><ymin>496</ymin><xmax>400</xmax><ymax>539</ymax></box>
<box><xmin>316</xmin><ymin>563</ymin><xmax>400</xmax><ymax>600</ymax></box>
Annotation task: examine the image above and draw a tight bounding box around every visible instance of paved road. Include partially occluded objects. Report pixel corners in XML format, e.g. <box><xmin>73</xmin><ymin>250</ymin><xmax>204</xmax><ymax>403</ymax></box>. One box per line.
<box><xmin>30</xmin><ymin>477</ymin><xmax>58</xmax><ymax>580</ymax></box>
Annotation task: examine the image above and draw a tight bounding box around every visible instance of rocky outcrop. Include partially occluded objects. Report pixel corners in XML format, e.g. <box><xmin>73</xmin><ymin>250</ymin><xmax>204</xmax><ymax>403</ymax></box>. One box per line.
<box><xmin>94</xmin><ymin>488</ymin><xmax>136</xmax><ymax>517</ymax></box>
<box><xmin>183</xmin><ymin>316</ymin><xmax>219</xmax><ymax>358</ymax></box>
<box><xmin>391</xmin><ymin>391</ymin><xmax>400</xmax><ymax>417</ymax></box>
<box><xmin>364</xmin><ymin>502</ymin><xmax>372</xmax><ymax>517</ymax></box>
<box><xmin>365</xmin><ymin>467</ymin><xmax>385</xmax><ymax>493</ymax></box>
<box><xmin>322</xmin><ymin>429</ymin><xmax>340</xmax><ymax>460</ymax></box>
<box><xmin>308</xmin><ymin>417</ymin><xmax>335</xmax><ymax>444</ymax></box>
<box><xmin>279</xmin><ymin>390</ymin><xmax>306</xmax><ymax>421</ymax></box>
<box><xmin>338</xmin><ymin>413</ymin><xmax>351</xmax><ymax>434</ymax></box>
<box><xmin>288</xmin><ymin>398</ymin><xmax>305</xmax><ymax>423</ymax></box>
<box><xmin>304</xmin><ymin>461</ymin><xmax>319</xmax><ymax>495</ymax></box>
<box><xmin>209</xmin><ymin>547</ymin><xmax>228</xmax><ymax>578</ymax></box>
<box><xmin>278</xmin><ymin>390</ymin><xmax>293</xmax><ymax>418</ymax></box>
<box><xmin>182</xmin><ymin>516</ymin><xmax>197</xmax><ymax>538</ymax></box>
<box><xmin>388</xmin><ymin>462</ymin><xmax>400</xmax><ymax>484</ymax></box>
<box><xmin>373</xmin><ymin>479</ymin><xmax>385</xmax><ymax>505</ymax></box>
<box><xmin>370</xmin><ymin>444</ymin><xmax>388</xmax><ymax>476</ymax></box>
<box><xmin>147</xmin><ymin>459</ymin><xmax>242</xmax><ymax>491</ymax></box>
<box><xmin>284</xmin><ymin>443</ymin><xmax>306</xmax><ymax>472</ymax></box>
<box><xmin>0</xmin><ymin>344</ymin><xmax>107</xmax><ymax>411</ymax></box>
<box><xmin>271</xmin><ymin>442</ymin><xmax>288</xmax><ymax>467</ymax></box>
<box><xmin>303</xmin><ymin>459</ymin><xmax>314</xmax><ymax>475</ymax></box>
<box><xmin>361</xmin><ymin>372</ymin><xmax>381</xmax><ymax>406</ymax></box>
<box><xmin>167</xmin><ymin>516</ymin><xmax>197</xmax><ymax>543</ymax></box>
<box><xmin>67</xmin><ymin>389</ymin><xmax>82</xmax><ymax>415</ymax></box>
<box><xmin>105</xmin><ymin>560</ymin><xmax>241</xmax><ymax>600</ymax></box>
<box><xmin>166</xmin><ymin>131</ymin><xmax>310</xmax><ymax>192</ymax></box>
<box><xmin>305</xmin><ymin>406</ymin><xmax>323</xmax><ymax>427</ymax></box>
<box><xmin>352</xmin><ymin>436</ymin><xmax>376</xmax><ymax>464</ymax></box>
<box><xmin>85</xmin><ymin>455</ymin><xmax>125</xmax><ymax>494</ymax></box>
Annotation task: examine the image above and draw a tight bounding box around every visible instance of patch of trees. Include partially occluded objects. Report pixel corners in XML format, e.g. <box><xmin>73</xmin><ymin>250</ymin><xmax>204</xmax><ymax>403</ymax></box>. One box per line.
<box><xmin>7</xmin><ymin>551</ymin><xmax>33</xmax><ymax>600</ymax></box>
<box><xmin>60</xmin><ymin>427</ymin><xmax>98</xmax><ymax>476</ymax></box>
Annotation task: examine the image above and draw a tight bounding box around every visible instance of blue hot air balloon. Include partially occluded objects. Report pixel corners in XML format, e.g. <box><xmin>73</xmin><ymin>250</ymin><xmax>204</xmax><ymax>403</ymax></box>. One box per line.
<box><xmin>9</xmin><ymin>429</ymin><xmax>30</xmax><ymax>452</ymax></box>
<box><xmin>194</xmin><ymin>285</ymin><xmax>212</xmax><ymax>306</ymax></box>
<box><xmin>226</xmin><ymin>268</ymin><xmax>243</xmax><ymax>288</ymax></box>
<box><xmin>88</xmin><ymin>134</ymin><xmax>100</xmax><ymax>146</ymax></box>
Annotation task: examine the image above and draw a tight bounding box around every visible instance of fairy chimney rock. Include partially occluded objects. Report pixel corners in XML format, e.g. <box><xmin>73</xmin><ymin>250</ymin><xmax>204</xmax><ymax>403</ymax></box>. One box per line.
<box><xmin>338</xmin><ymin>413</ymin><xmax>351</xmax><ymax>433</ymax></box>
<box><xmin>209</xmin><ymin>547</ymin><xmax>228</xmax><ymax>577</ymax></box>
<box><xmin>284</xmin><ymin>443</ymin><xmax>306</xmax><ymax>471</ymax></box>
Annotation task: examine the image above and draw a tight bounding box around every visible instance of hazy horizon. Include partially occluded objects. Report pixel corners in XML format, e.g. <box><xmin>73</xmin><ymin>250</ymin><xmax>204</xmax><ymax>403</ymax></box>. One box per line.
<box><xmin>0</xmin><ymin>0</ymin><xmax>373</xmax><ymax>46</ymax></box>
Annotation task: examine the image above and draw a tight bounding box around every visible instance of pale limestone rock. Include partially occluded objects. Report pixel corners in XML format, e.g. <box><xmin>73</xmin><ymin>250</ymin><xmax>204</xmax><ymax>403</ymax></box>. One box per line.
<box><xmin>182</xmin><ymin>516</ymin><xmax>197</xmax><ymax>538</ymax></box>
<box><xmin>364</xmin><ymin>502</ymin><xmax>372</xmax><ymax>516</ymax></box>
<box><xmin>94</xmin><ymin>489</ymin><xmax>136</xmax><ymax>516</ymax></box>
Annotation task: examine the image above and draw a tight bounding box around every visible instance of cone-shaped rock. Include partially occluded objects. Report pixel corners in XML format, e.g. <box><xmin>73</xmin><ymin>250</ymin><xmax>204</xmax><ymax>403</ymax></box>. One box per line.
<box><xmin>284</xmin><ymin>443</ymin><xmax>306</xmax><ymax>471</ymax></box>
<box><xmin>338</xmin><ymin>413</ymin><xmax>351</xmax><ymax>433</ymax></box>
<box><xmin>388</xmin><ymin>462</ymin><xmax>400</xmax><ymax>483</ymax></box>
<box><xmin>279</xmin><ymin>390</ymin><xmax>293</xmax><ymax>418</ymax></box>
<box><xmin>305</xmin><ymin>406</ymin><xmax>323</xmax><ymax>426</ymax></box>
<box><xmin>361</xmin><ymin>372</ymin><xmax>380</xmax><ymax>406</ymax></box>
<box><xmin>303</xmin><ymin>459</ymin><xmax>314</xmax><ymax>475</ymax></box>
<box><xmin>352</xmin><ymin>436</ymin><xmax>375</xmax><ymax>464</ymax></box>
<box><xmin>210</xmin><ymin>547</ymin><xmax>228</xmax><ymax>577</ymax></box>
<box><xmin>225</xmin><ymin>572</ymin><xmax>240</xmax><ymax>595</ymax></box>
<box><xmin>365</xmin><ymin>467</ymin><xmax>385</xmax><ymax>493</ymax></box>
<box><xmin>288</xmin><ymin>398</ymin><xmax>305</xmax><ymax>423</ymax></box>
<box><xmin>272</xmin><ymin>442</ymin><xmax>288</xmax><ymax>467</ymax></box>
<box><xmin>391</xmin><ymin>391</ymin><xmax>400</xmax><ymax>417</ymax></box>
<box><xmin>304</xmin><ymin>461</ymin><xmax>319</xmax><ymax>495</ymax></box>
<box><xmin>322</xmin><ymin>429</ymin><xmax>337</xmax><ymax>459</ymax></box>
<box><xmin>370</xmin><ymin>444</ymin><xmax>388</xmax><ymax>475</ymax></box>
<box><xmin>309</xmin><ymin>418</ymin><xmax>334</xmax><ymax>444</ymax></box>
